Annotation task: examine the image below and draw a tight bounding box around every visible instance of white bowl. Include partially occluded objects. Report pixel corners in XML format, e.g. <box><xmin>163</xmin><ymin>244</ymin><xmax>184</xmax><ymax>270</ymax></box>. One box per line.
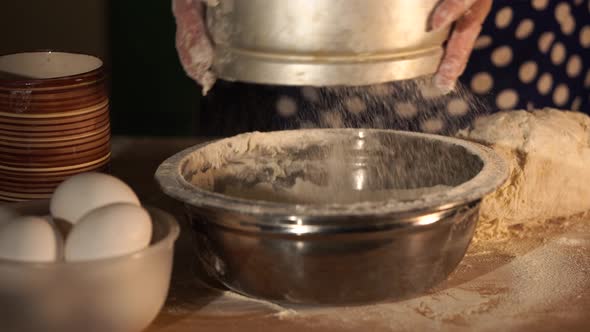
<box><xmin>0</xmin><ymin>200</ymin><xmax>179</xmax><ymax>332</ymax></box>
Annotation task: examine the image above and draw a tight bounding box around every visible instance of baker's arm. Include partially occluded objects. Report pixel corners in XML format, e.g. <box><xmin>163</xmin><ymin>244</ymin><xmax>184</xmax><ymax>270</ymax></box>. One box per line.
<box><xmin>172</xmin><ymin>0</ymin><xmax>216</xmax><ymax>94</ymax></box>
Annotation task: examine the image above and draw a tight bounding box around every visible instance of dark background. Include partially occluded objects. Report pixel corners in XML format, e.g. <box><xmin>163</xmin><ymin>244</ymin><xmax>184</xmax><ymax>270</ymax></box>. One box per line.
<box><xmin>0</xmin><ymin>0</ymin><xmax>201</xmax><ymax>136</ymax></box>
<box><xmin>109</xmin><ymin>1</ymin><xmax>202</xmax><ymax>136</ymax></box>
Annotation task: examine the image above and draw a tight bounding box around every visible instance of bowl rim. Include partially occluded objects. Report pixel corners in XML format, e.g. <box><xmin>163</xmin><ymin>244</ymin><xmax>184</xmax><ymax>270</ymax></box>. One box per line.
<box><xmin>155</xmin><ymin>128</ymin><xmax>508</xmax><ymax>221</ymax></box>
<box><xmin>0</xmin><ymin>200</ymin><xmax>180</xmax><ymax>267</ymax></box>
<box><xmin>0</xmin><ymin>51</ymin><xmax>104</xmax><ymax>87</ymax></box>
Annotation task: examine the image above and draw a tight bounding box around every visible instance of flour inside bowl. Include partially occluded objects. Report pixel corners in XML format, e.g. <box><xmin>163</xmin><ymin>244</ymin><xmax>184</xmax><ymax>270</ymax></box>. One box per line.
<box><xmin>221</xmin><ymin>179</ymin><xmax>452</xmax><ymax>205</ymax></box>
<box><xmin>183</xmin><ymin>130</ymin><xmax>486</xmax><ymax>207</ymax></box>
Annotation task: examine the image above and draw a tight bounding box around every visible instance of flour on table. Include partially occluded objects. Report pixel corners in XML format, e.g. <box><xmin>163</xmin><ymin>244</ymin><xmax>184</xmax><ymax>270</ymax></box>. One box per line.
<box><xmin>269</xmin><ymin>218</ymin><xmax>590</xmax><ymax>331</ymax></box>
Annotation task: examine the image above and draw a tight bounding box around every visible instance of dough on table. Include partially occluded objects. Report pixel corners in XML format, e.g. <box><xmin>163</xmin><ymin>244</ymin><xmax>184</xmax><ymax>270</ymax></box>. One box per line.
<box><xmin>457</xmin><ymin>108</ymin><xmax>590</xmax><ymax>226</ymax></box>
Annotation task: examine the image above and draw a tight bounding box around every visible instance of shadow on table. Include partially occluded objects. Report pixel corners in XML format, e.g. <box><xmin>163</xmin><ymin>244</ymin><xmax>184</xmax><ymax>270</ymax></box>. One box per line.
<box><xmin>151</xmin><ymin>207</ymin><xmax>227</xmax><ymax>328</ymax></box>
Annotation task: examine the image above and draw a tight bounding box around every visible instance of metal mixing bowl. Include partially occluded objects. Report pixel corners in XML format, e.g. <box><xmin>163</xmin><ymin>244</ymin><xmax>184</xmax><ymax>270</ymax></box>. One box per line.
<box><xmin>206</xmin><ymin>0</ymin><xmax>451</xmax><ymax>86</ymax></box>
<box><xmin>155</xmin><ymin>129</ymin><xmax>507</xmax><ymax>305</ymax></box>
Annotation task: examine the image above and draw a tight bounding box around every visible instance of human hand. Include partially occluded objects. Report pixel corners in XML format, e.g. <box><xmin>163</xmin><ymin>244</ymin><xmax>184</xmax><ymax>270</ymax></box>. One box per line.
<box><xmin>172</xmin><ymin>0</ymin><xmax>216</xmax><ymax>94</ymax></box>
<box><xmin>431</xmin><ymin>0</ymin><xmax>493</xmax><ymax>92</ymax></box>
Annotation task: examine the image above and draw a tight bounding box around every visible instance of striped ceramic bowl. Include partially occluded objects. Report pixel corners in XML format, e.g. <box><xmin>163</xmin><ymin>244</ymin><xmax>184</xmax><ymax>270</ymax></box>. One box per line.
<box><xmin>0</xmin><ymin>51</ymin><xmax>111</xmax><ymax>201</ymax></box>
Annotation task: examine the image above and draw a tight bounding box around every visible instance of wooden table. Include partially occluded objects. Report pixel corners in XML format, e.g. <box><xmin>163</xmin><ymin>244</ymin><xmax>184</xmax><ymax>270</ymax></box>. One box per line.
<box><xmin>110</xmin><ymin>137</ymin><xmax>590</xmax><ymax>332</ymax></box>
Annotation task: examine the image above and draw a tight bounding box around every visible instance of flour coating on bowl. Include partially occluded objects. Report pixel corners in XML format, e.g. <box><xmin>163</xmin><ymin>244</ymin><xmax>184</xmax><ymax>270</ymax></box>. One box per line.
<box><xmin>182</xmin><ymin>130</ymin><xmax>488</xmax><ymax>207</ymax></box>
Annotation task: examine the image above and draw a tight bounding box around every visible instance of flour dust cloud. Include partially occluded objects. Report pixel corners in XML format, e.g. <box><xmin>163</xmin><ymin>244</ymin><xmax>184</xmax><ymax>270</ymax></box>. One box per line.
<box><xmin>288</xmin><ymin>76</ymin><xmax>491</xmax><ymax>136</ymax></box>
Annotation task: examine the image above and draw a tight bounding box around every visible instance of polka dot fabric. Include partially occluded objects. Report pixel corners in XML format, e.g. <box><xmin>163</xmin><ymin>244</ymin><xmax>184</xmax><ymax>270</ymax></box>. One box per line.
<box><xmin>463</xmin><ymin>0</ymin><xmax>590</xmax><ymax>112</ymax></box>
<box><xmin>197</xmin><ymin>0</ymin><xmax>590</xmax><ymax>137</ymax></box>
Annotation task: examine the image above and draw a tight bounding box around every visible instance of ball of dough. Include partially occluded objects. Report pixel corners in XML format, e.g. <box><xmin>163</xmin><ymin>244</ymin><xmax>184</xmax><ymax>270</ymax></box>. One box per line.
<box><xmin>457</xmin><ymin>109</ymin><xmax>590</xmax><ymax>225</ymax></box>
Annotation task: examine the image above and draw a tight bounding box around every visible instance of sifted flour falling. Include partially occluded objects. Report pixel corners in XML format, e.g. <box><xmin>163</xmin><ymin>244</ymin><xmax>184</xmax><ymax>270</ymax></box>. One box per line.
<box><xmin>252</xmin><ymin>76</ymin><xmax>490</xmax><ymax>205</ymax></box>
<box><xmin>183</xmin><ymin>77</ymin><xmax>497</xmax><ymax>210</ymax></box>
<box><xmin>286</xmin><ymin>76</ymin><xmax>491</xmax><ymax>137</ymax></box>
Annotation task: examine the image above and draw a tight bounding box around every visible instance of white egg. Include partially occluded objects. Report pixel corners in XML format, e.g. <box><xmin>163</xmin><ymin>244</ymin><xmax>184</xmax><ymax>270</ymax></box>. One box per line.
<box><xmin>65</xmin><ymin>203</ymin><xmax>152</xmax><ymax>262</ymax></box>
<box><xmin>50</xmin><ymin>172</ymin><xmax>140</xmax><ymax>224</ymax></box>
<box><xmin>0</xmin><ymin>206</ymin><xmax>20</xmax><ymax>225</ymax></box>
<box><xmin>0</xmin><ymin>216</ymin><xmax>59</xmax><ymax>262</ymax></box>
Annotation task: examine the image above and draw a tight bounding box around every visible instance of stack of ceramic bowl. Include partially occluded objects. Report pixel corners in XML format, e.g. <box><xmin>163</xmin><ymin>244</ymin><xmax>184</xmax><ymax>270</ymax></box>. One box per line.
<box><xmin>0</xmin><ymin>52</ymin><xmax>111</xmax><ymax>202</ymax></box>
